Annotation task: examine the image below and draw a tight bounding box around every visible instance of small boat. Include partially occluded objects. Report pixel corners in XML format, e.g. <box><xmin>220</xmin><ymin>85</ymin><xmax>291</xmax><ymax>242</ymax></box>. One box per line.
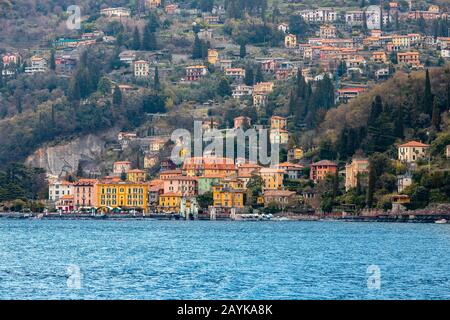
<box><xmin>435</xmin><ymin>219</ymin><xmax>448</xmax><ymax>224</ymax></box>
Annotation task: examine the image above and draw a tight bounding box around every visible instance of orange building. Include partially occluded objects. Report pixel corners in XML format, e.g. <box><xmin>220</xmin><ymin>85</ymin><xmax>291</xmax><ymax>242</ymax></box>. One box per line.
<box><xmin>397</xmin><ymin>52</ymin><xmax>420</xmax><ymax>66</ymax></box>
<box><xmin>310</xmin><ymin>160</ymin><xmax>337</xmax><ymax>182</ymax></box>
<box><xmin>73</xmin><ymin>179</ymin><xmax>98</xmax><ymax>209</ymax></box>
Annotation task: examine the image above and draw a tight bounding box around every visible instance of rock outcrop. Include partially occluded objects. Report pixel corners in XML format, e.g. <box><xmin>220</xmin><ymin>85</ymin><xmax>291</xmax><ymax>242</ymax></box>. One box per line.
<box><xmin>26</xmin><ymin>131</ymin><xmax>117</xmax><ymax>177</ymax></box>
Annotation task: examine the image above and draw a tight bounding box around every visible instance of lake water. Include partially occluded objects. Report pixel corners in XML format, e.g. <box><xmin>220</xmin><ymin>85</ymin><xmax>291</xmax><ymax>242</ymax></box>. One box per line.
<box><xmin>1</xmin><ymin>220</ymin><xmax>450</xmax><ymax>300</ymax></box>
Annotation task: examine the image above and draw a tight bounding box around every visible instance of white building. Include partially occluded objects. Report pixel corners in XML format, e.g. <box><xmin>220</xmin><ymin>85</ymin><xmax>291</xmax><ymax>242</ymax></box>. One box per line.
<box><xmin>100</xmin><ymin>7</ymin><xmax>131</xmax><ymax>17</ymax></box>
<box><xmin>25</xmin><ymin>56</ymin><xmax>47</xmax><ymax>74</ymax></box>
<box><xmin>49</xmin><ymin>180</ymin><xmax>74</xmax><ymax>202</ymax></box>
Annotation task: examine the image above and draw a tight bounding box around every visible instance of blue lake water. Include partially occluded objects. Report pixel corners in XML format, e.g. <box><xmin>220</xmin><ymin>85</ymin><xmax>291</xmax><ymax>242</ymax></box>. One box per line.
<box><xmin>1</xmin><ymin>219</ymin><xmax>450</xmax><ymax>300</ymax></box>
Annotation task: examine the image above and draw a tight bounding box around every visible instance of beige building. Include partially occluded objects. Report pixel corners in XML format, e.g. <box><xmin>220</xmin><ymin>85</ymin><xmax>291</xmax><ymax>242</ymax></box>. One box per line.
<box><xmin>285</xmin><ymin>34</ymin><xmax>297</xmax><ymax>48</ymax></box>
<box><xmin>260</xmin><ymin>168</ymin><xmax>284</xmax><ymax>190</ymax></box>
<box><xmin>345</xmin><ymin>158</ymin><xmax>369</xmax><ymax>191</ymax></box>
<box><xmin>207</xmin><ymin>49</ymin><xmax>219</xmax><ymax>65</ymax></box>
<box><xmin>134</xmin><ymin>60</ymin><xmax>150</xmax><ymax>78</ymax></box>
<box><xmin>398</xmin><ymin>141</ymin><xmax>430</xmax><ymax>163</ymax></box>
<box><xmin>319</xmin><ymin>24</ymin><xmax>337</xmax><ymax>38</ymax></box>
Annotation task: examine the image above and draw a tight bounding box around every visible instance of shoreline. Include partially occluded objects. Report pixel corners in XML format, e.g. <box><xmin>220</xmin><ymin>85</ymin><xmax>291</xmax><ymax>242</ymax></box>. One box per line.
<box><xmin>1</xmin><ymin>212</ymin><xmax>449</xmax><ymax>224</ymax></box>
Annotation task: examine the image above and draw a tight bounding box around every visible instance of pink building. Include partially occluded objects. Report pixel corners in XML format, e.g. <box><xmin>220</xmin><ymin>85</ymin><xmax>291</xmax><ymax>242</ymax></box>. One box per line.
<box><xmin>73</xmin><ymin>179</ymin><xmax>98</xmax><ymax>209</ymax></box>
<box><xmin>162</xmin><ymin>176</ymin><xmax>198</xmax><ymax>196</ymax></box>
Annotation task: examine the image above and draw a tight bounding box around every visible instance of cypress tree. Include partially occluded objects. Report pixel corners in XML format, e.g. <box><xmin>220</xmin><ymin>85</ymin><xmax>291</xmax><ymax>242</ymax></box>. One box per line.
<box><xmin>423</xmin><ymin>69</ymin><xmax>433</xmax><ymax>115</ymax></box>
<box><xmin>192</xmin><ymin>33</ymin><xmax>203</xmax><ymax>59</ymax></box>
<box><xmin>132</xmin><ymin>27</ymin><xmax>141</xmax><ymax>50</ymax></box>
<box><xmin>255</xmin><ymin>64</ymin><xmax>264</xmax><ymax>83</ymax></box>
<box><xmin>50</xmin><ymin>49</ymin><xmax>56</xmax><ymax>71</ymax></box>
<box><xmin>113</xmin><ymin>85</ymin><xmax>123</xmax><ymax>107</ymax></box>
<box><xmin>431</xmin><ymin>97</ymin><xmax>441</xmax><ymax>131</ymax></box>
<box><xmin>239</xmin><ymin>42</ymin><xmax>246</xmax><ymax>58</ymax></box>
<box><xmin>153</xmin><ymin>66</ymin><xmax>161</xmax><ymax>91</ymax></box>
<box><xmin>244</xmin><ymin>66</ymin><xmax>254</xmax><ymax>86</ymax></box>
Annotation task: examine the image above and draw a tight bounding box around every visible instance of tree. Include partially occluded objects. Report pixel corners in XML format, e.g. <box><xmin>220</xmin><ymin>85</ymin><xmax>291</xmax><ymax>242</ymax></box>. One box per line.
<box><xmin>76</xmin><ymin>162</ymin><xmax>84</xmax><ymax>178</ymax></box>
<box><xmin>239</xmin><ymin>42</ymin><xmax>247</xmax><ymax>58</ymax></box>
<box><xmin>197</xmin><ymin>192</ymin><xmax>213</xmax><ymax>209</ymax></box>
<box><xmin>431</xmin><ymin>97</ymin><xmax>441</xmax><ymax>131</ymax></box>
<box><xmin>120</xmin><ymin>170</ymin><xmax>127</xmax><ymax>181</ymax></box>
<box><xmin>217</xmin><ymin>77</ymin><xmax>232</xmax><ymax>97</ymax></box>
<box><xmin>132</xmin><ymin>27</ymin><xmax>141</xmax><ymax>50</ymax></box>
<box><xmin>255</xmin><ymin>64</ymin><xmax>264</xmax><ymax>83</ymax></box>
<box><xmin>49</xmin><ymin>49</ymin><xmax>56</xmax><ymax>71</ymax></box>
<box><xmin>423</xmin><ymin>69</ymin><xmax>433</xmax><ymax>116</ymax></box>
<box><xmin>113</xmin><ymin>85</ymin><xmax>122</xmax><ymax>107</ymax></box>
<box><xmin>192</xmin><ymin>33</ymin><xmax>203</xmax><ymax>59</ymax></box>
<box><xmin>142</xmin><ymin>23</ymin><xmax>157</xmax><ymax>51</ymax></box>
<box><xmin>153</xmin><ymin>66</ymin><xmax>161</xmax><ymax>91</ymax></box>
<box><xmin>244</xmin><ymin>66</ymin><xmax>254</xmax><ymax>86</ymax></box>
<box><xmin>98</xmin><ymin>77</ymin><xmax>112</xmax><ymax>96</ymax></box>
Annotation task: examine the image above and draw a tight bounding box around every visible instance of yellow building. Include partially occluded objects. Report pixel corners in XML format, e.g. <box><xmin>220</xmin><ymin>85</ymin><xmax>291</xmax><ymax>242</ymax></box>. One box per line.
<box><xmin>213</xmin><ymin>185</ymin><xmax>244</xmax><ymax>208</ymax></box>
<box><xmin>270</xmin><ymin>116</ymin><xmax>287</xmax><ymax>130</ymax></box>
<box><xmin>146</xmin><ymin>0</ymin><xmax>161</xmax><ymax>8</ymax></box>
<box><xmin>345</xmin><ymin>158</ymin><xmax>369</xmax><ymax>191</ymax></box>
<box><xmin>287</xmin><ymin>147</ymin><xmax>304</xmax><ymax>161</ymax></box>
<box><xmin>285</xmin><ymin>34</ymin><xmax>297</xmax><ymax>48</ymax></box>
<box><xmin>97</xmin><ymin>181</ymin><xmax>148</xmax><ymax>212</ymax></box>
<box><xmin>158</xmin><ymin>193</ymin><xmax>182</xmax><ymax>212</ymax></box>
<box><xmin>207</xmin><ymin>49</ymin><xmax>219</xmax><ymax>65</ymax></box>
<box><xmin>127</xmin><ymin>169</ymin><xmax>147</xmax><ymax>182</ymax></box>
<box><xmin>259</xmin><ymin>168</ymin><xmax>284</xmax><ymax>190</ymax></box>
<box><xmin>398</xmin><ymin>141</ymin><xmax>430</xmax><ymax>163</ymax></box>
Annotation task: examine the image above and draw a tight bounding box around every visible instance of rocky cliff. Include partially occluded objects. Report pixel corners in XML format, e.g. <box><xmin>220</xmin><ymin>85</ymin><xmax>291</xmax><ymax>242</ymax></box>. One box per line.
<box><xmin>25</xmin><ymin>130</ymin><xmax>117</xmax><ymax>177</ymax></box>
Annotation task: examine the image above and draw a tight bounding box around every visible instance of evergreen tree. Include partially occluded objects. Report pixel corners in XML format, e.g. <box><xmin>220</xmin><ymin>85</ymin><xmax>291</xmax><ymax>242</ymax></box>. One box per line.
<box><xmin>255</xmin><ymin>64</ymin><xmax>264</xmax><ymax>83</ymax></box>
<box><xmin>50</xmin><ymin>49</ymin><xmax>56</xmax><ymax>71</ymax></box>
<box><xmin>423</xmin><ymin>69</ymin><xmax>433</xmax><ymax>115</ymax></box>
<box><xmin>113</xmin><ymin>85</ymin><xmax>123</xmax><ymax>107</ymax></box>
<box><xmin>431</xmin><ymin>97</ymin><xmax>441</xmax><ymax>131</ymax></box>
<box><xmin>153</xmin><ymin>66</ymin><xmax>161</xmax><ymax>91</ymax></box>
<box><xmin>120</xmin><ymin>170</ymin><xmax>127</xmax><ymax>181</ymax></box>
<box><xmin>192</xmin><ymin>33</ymin><xmax>203</xmax><ymax>59</ymax></box>
<box><xmin>239</xmin><ymin>42</ymin><xmax>247</xmax><ymax>58</ymax></box>
<box><xmin>98</xmin><ymin>77</ymin><xmax>112</xmax><ymax>96</ymax></box>
<box><xmin>244</xmin><ymin>66</ymin><xmax>254</xmax><ymax>86</ymax></box>
<box><xmin>0</xmin><ymin>60</ymin><xmax>4</xmax><ymax>88</ymax></box>
<box><xmin>217</xmin><ymin>77</ymin><xmax>232</xmax><ymax>97</ymax></box>
<box><xmin>76</xmin><ymin>162</ymin><xmax>84</xmax><ymax>178</ymax></box>
<box><xmin>142</xmin><ymin>23</ymin><xmax>157</xmax><ymax>51</ymax></box>
<box><xmin>132</xmin><ymin>27</ymin><xmax>141</xmax><ymax>50</ymax></box>
<box><xmin>366</xmin><ymin>163</ymin><xmax>375</xmax><ymax>208</ymax></box>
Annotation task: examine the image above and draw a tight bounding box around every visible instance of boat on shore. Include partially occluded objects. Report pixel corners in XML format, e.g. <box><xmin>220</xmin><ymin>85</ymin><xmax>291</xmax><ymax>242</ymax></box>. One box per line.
<box><xmin>435</xmin><ymin>219</ymin><xmax>448</xmax><ymax>224</ymax></box>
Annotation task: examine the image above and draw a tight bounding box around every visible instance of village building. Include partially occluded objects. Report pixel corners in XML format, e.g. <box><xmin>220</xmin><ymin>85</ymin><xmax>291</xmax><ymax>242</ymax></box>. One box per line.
<box><xmin>319</xmin><ymin>24</ymin><xmax>337</xmax><ymax>39</ymax></box>
<box><xmin>25</xmin><ymin>56</ymin><xmax>47</xmax><ymax>74</ymax></box>
<box><xmin>158</xmin><ymin>193</ymin><xmax>182</xmax><ymax>212</ymax></box>
<box><xmin>127</xmin><ymin>169</ymin><xmax>147</xmax><ymax>183</ymax></box>
<box><xmin>207</xmin><ymin>49</ymin><xmax>219</xmax><ymax>65</ymax></box>
<box><xmin>310</xmin><ymin>160</ymin><xmax>337</xmax><ymax>182</ymax></box>
<box><xmin>146</xmin><ymin>0</ymin><xmax>161</xmax><ymax>8</ymax></box>
<box><xmin>134</xmin><ymin>60</ymin><xmax>150</xmax><ymax>78</ymax></box>
<box><xmin>100</xmin><ymin>7</ymin><xmax>131</xmax><ymax>17</ymax></box>
<box><xmin>96</xmin><ymin>181</ymin><xmax>148</xmax><ymax>212</ymax></box>
<box><xmin>49</xmin><ymin>180</ymin><xmax>73</xmax><ymax>202</ymax></box>
<box><xmin>260</xmin><ymin>168</ymin><xmax>284</xmax><ymax>190</ymax></box>
<box><xmin>345</xmin><ymin>158</ymin><xmax>369</xmax><ymax>191</ymax></box>
<box><xmin>287</xmin><ymin>147</ymin><xmax>304</xmax><ymax>162</ymax></box>
<box><xmin>212</xmin><ymin>184</ymin><xmax>244</xmax><ymax>208</ymax></box>
<box><xmin>337</xmin><ymin>87</ymin><xmax>366</xmax><ymax>103</ymax></box>
<box><xmin>165</xmin><ymin>4</ymin><xmax>179</xmax><ymax>15</ymax></box>
<box><xmin>263</xmin><ymin>190</ymin><xmax>297</xmax><ymax>208</ymax></box>
<box><xmin>162</xmin><ymin>176</ymin><xmax>198</xmax><ymax>196</ymax></box>
<box><xmin>113</xmin><ymin>161</ymin><xmax>132</xmax><ymax>175</ymax></box>
<box><xmin>233</xmin><ymin>116</ymin><xmax>252</xmax><ymax>129</ymax></box>
<box><xmin>185</xmin><ymin>65</ymin><xmax>208</xmax><ymax>81</ymax></box>
<box><xmin>398</xmin><ymin>141</ymin><xmax>430</xmax><ymax>163</ymax></box>
<box><xmin>397</xmin><ymin>52</ymin><xmax>421</xmax><ymax>66</ymax></box>
<box><xmin>372</xmin><ymin>51</ymin><xmax>388</xmax><ymax>64</ymax></box>
<box><xmin>285</xmin><ymin>34</ymin><xmax>297</xmax><ymax>49</ymax></box>
<box><xmin>73</xmin><ymin>179</ymin><xmax>98</xmax><ymax>209</ymax></box>
<box><xmin>276</xmin><ymin>162</ymin><xmax>304</xmax><ymax>180</ymax></box>
<box><xmin>225</xmin><ymin>68</ymin><xmax>246</xmax><ymax>81</ymax></box>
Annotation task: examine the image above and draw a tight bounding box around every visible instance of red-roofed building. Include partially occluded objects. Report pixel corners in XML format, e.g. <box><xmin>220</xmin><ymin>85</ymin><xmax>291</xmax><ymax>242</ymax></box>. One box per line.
<box><xmin>398</xmin><ymin>141</ymin><xmax>430</xmax><ymax>163</ymax></box>
<box><xmin>310</xmin><ymin>160</ymin><xmax>337</xmax><ymax>182</ymax></box>
<box><xmin>337</xmin><ymin>87</ymin><xmax>366</xmax><ymax>103</ymax></box>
